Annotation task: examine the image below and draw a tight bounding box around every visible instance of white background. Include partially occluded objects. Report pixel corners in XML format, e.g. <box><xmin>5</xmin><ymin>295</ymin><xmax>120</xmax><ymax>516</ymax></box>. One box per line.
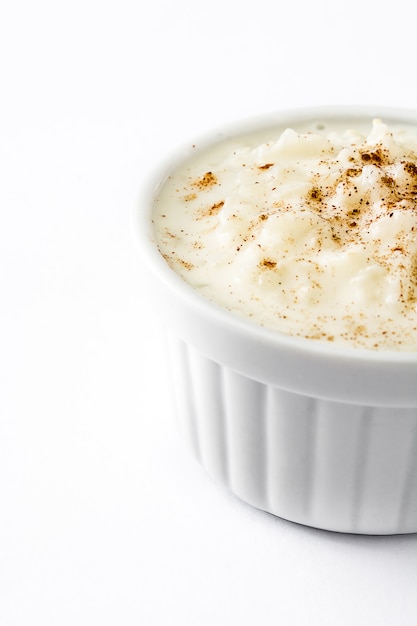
<box><xmin>1</xmin><ymin>1</ymin><xmax>417</xmax><ymax>624</ymax></box>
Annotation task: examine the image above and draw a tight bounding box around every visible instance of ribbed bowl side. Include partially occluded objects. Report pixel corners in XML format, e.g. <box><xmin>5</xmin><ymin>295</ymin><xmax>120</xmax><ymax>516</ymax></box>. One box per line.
<box><xmin>166</xmin><ymin>333</ymin><xmax>417</xmax><ymax>535</ymax></box>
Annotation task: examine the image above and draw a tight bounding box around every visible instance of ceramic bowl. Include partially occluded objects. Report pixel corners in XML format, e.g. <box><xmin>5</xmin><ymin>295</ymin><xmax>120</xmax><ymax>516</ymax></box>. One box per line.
<box><xmin>132</xmin><ymin>106</ymin><xmax>417</xmax><ymax>534</ymax></box>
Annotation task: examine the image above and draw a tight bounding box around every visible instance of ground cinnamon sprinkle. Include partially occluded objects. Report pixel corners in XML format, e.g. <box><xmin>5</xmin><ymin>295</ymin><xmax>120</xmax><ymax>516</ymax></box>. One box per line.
<box><xmin>155</xmin><ymin>118</ymin><xmax>417</xmax><ymax>350</ymax></box>
<box><xmin>258</xmin><ymin>163</ymin><xmax>275</xmax><ymax>170</ymax></box>
<box><xmin>199</xmin><ymin>200</ymin><xmax>225</xmax><ymax>218</ymax></box>
<box><xmin>192</xmin><ymin>171</ymin><xmax>218</xmax><ymax>189</ymax></box>
<box><xmin>259</xmin><ymin>258</ymin><xmax>277</xmax><ymax>269</ymax></box>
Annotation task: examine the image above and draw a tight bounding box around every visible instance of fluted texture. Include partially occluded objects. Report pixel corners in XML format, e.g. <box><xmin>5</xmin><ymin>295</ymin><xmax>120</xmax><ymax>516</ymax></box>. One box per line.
<box><xmin>166</xmin><ymin>333</ymin><xmax>417</xmax><ymax>535</ymax></box>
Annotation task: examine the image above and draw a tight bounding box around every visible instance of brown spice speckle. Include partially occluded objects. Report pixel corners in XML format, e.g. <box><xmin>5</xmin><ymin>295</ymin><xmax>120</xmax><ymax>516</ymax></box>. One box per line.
<box><xmin>199</xmin><ymin>200</ymin><xmax>225</xmax><ymax>218</ymax></box>
<box><xmin>192</xmin><ymin>171</ymin><xmax>218</xmax><ymax>189</ymax></box>
<box><xmin>258</xmin><ymin>163</ymin><xmax>274</xmax><ymax>170</ymax></box>
<box><xmin>307</xmin><ymin>186</ymin><xmax>323</xmax><ymax>202</ymax></box>
<box><xmin>259</xmin><ymin>258</ymin><xmax>277</xmax><ymax>269</ymax></box>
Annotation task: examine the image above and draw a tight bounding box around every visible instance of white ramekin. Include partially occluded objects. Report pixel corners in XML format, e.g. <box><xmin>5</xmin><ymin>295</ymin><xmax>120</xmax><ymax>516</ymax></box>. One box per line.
<box><xmin>132</xmin><ymin>106</ymin><xmax>417</xmax><ymax>535</ymax></box>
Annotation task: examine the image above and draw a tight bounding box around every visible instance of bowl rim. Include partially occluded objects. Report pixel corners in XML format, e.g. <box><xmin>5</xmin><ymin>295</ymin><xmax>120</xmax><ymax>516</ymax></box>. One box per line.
<box><xmin>130</xmin><ymin>106</ymin><xmax>417</xmax><ymax>408</ymax></box>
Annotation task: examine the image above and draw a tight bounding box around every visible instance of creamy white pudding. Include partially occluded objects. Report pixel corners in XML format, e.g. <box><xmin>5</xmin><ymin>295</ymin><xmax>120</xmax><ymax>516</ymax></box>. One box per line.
<box><xmin>154</xmin><ymin>118</ymin><xmax>417</xmax><ymax>350</ymax></box>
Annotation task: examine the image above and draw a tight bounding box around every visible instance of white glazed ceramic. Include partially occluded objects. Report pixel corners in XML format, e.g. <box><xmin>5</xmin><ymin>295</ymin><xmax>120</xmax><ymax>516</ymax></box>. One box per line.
<box><xmin>132</xmin><ymin>106</ymin><xmax>417</xmax><ymax>534</ymax></box>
